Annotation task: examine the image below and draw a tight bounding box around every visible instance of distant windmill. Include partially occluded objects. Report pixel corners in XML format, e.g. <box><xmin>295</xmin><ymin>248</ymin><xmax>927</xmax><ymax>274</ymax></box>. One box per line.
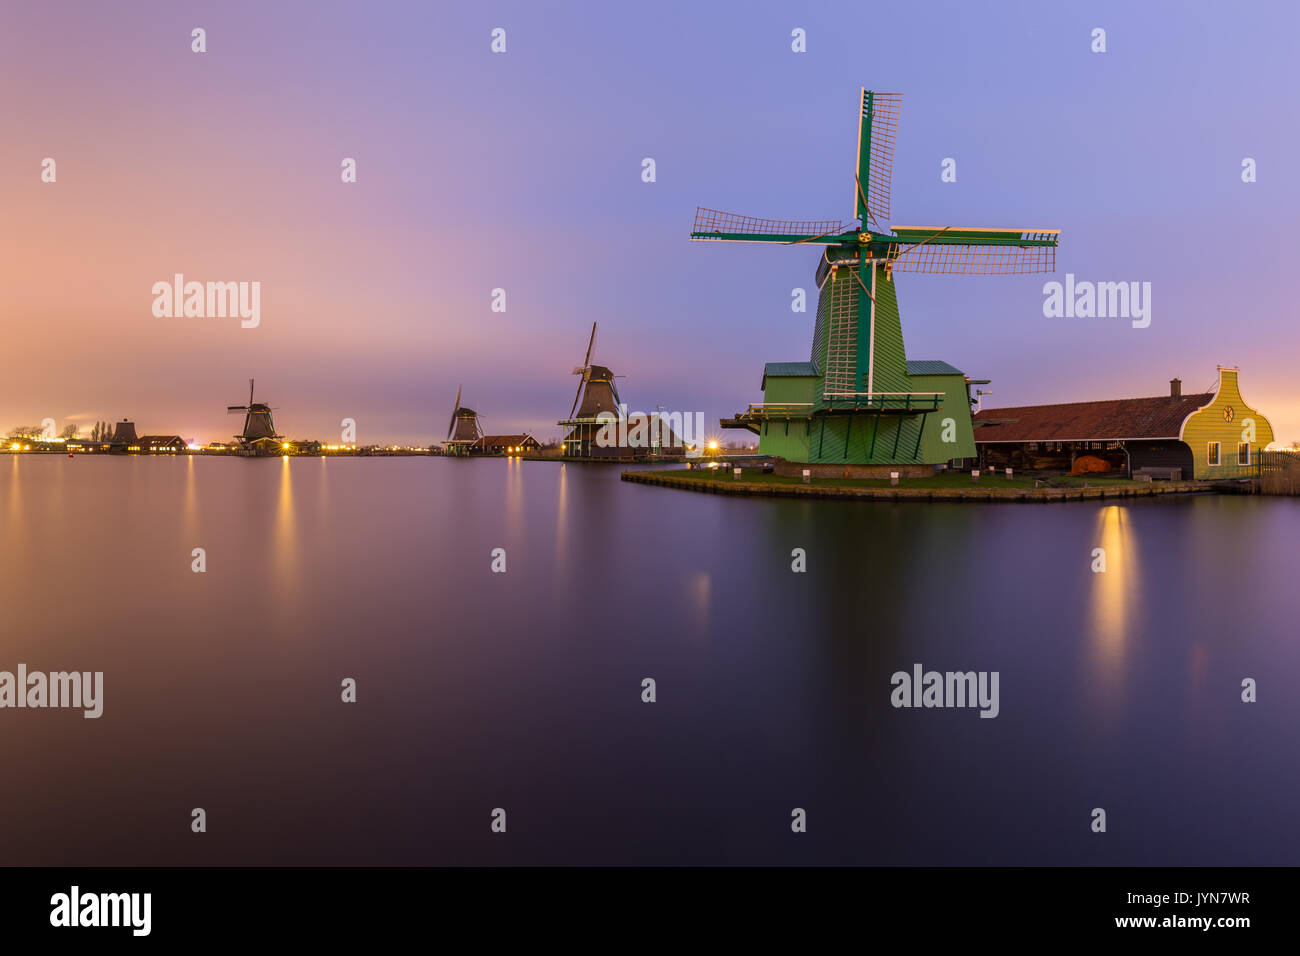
<box><xmin>443</xmin><ymin>384</ymin><xmax>482</xmax><ymax>456</ymax></box>
<box><xmin>559</xmin><ymin>322</ymin><xmax>628</xmax><ymax>458</ymax></box>
<box><xmin>568</xmin><ymin>321</ymin><xmax>627</xmax><ymax>418</ymax></box>
<box><xmin>227</xmin><ymin>378</ymin><xmax>283</xmax><ymax>455</ymax></box>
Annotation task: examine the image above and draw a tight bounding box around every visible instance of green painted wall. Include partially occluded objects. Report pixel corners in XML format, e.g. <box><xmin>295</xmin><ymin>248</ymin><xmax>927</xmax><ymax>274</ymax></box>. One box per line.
<box><xmin>755</xmin><ymin>259</ymin><xmax>975</xmax><ymax>467</ymax></box>
<box><xmin>758</xmin><ymin>374</ymin><xmax>817</xmax><ymax>460</ymax></box>
<box><xmin>1179</xmin><ymin>368</ymin><xmax>1275</xmax><ymax>478</ymax></box>
<box><xmin>758</xmin><ymin>371</ymin><xmax>976</xmax><ymax>466</ymax></box>
<box><xmin>909</xmin><ymin>372</ymin><xmax>977</xmax><ymax>462</ymax></box>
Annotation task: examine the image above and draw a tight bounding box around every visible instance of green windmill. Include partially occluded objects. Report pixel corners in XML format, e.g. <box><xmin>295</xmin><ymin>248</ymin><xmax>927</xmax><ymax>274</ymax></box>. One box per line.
<box><xmin>692</xmin><ymin>89</ymin><xmax>1060</xmax><ymax>470</ymax></box>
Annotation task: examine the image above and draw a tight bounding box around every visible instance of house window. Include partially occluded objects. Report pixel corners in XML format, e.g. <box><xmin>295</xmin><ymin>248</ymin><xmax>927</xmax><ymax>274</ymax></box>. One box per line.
<box><xmin>1238</xmin><ymin>443</ymin><xmax>1250</xmax><ymax>466</ymax></box>
<box><xmin>1027</xmin><ymin>442</ymin><xmax>1038</xmax><ymax>451</ymax></box>
<box><xmin>1207</xmin><ymin>442</ymin><xmax>1220</xmax><ymax>466</ymax></box>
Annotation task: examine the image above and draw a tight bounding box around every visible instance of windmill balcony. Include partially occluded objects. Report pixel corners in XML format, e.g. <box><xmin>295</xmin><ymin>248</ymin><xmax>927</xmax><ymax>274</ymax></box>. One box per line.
<box><xmin>742</xmin><ymin>402</ymin><xmax>816</xmax><ymax>420</ymax></box>
<box><xmin>818</xmin><ymin>392</ymin><xmax>944</xmax><ymax>413</ymax></box>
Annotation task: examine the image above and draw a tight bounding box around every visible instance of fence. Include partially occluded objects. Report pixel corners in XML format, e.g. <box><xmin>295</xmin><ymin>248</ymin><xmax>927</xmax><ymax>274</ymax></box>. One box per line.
<box><xmin>1260</xmin><ymin>451</ymin><xmax>1300</xmax><ymax>495</ymax></box>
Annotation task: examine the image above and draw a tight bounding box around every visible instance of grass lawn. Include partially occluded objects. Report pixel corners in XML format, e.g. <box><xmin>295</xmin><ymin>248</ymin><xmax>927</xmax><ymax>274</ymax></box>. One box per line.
<box><xmin>660</xmin><ymin>468</ymin><xmax>1143</xmax><ymax>490</ymax></box>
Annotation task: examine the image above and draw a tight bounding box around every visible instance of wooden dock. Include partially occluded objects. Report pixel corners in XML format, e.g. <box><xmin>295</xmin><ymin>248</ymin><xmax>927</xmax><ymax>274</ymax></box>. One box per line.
<box><xmin>620</xmin><ymin>470</ymin><xmax>1219</xmax><ymax>503</ymax></box>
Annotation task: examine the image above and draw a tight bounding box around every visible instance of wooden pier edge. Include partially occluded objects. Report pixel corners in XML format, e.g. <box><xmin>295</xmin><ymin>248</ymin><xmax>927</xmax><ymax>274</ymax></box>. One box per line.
<box><xmin>619</xmin><ymin>471</ymin><xmax>1221</xmax><ymax>503</ymax></box>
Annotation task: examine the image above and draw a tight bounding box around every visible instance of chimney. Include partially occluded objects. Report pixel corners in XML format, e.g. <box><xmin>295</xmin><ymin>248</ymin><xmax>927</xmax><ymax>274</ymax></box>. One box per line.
<box><xmin>1170</xmin><ymin>378</ymin><xmax>1182</xmax><ymax>399</ymax></box>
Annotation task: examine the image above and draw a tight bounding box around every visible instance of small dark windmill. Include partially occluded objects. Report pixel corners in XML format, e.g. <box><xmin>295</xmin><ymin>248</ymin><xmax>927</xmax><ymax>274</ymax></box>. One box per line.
<box><xmin>567</xmin><ymin>322</ymin><xmax>624</xmax><ymax>419</ymax></box>
<box><xmin>443</xmin><ymin>384</ymin><xmax>482</xmax><ymax>456</ymax></box>
<box><xmin>227</xmin><ymin>378</ymin><xmax>283</xmax><ymax>455</ymax></box>
<box><xmin>558</xmin><ymin>322</ymin><xmax>628</xmax><ymax>458</ymax></box>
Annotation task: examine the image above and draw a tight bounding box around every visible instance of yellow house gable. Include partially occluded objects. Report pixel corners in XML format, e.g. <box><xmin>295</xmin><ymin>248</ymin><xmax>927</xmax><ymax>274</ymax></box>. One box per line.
<box><xmin>1178</xmin><ymin>366</ymin><xmax>1274</xmax><ymax>478</ymax></box>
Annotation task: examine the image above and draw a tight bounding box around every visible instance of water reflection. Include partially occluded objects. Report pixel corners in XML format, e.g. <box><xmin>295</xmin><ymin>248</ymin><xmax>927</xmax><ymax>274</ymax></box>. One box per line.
<box><xmin>690</xmin><ymin>570</ymin><xmax>711</xmax><ymax>633</ymax></box>
<box><xmin>7</xmin><ymin>455</ymin><xmax>21</xmax><ymax>529</ymax></box>
<box><xmin>3</xmin><ymin>460</ymin><xmax>1298</xmax><ymax>866</ymax></box>
<box><xmin>504</xmin><ymin>454</ymin><xmax>524</xmax><ymax>545</ymax></box>
<box><xmin>1086</xmin><ymin>505</ymin><xmax>1140</xmax><ymax>721</ymax></box>
<box><xmin>274</xmin><ymin>456</ymin><xmax>298</xmax><ymax>600</ymax></box>
<box><xmin>554</xmin><ymin>463</ymin><xmax>568</xmax><ymax>567</ymax></box>
<box><xmin>183</xmin><ymin>455</ymin><xmax>198</xmax><ymax>540</ymax></box>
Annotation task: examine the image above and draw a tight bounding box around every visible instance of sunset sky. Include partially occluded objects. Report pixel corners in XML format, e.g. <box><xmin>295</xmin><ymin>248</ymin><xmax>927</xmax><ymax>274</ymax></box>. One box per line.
<box><xmin>2</xmin><ymin>0</ymin><xmax>1297</xmax><ymax>444</ymax></box>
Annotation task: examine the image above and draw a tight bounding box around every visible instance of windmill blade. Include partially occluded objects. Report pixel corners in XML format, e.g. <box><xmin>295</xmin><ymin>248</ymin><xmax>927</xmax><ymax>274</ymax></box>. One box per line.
<box><xmin>690</xmin><ymin>207</ymin><xmax>851</xmax><ymax>245</ymax></box>
<box><xmin>569</xmin><ymin>373</ymin><xmax>585</xmax><ymax>418</ymax></box>
<box><xmin>226</xmin><ymin>405</ymin><xmax>247</xmax><ymax>413</ymax></box>
<box><xmin>249</xmin><ymin>379</ymin><xmax>255</xmax><ymax>406</ymax></box>
<box><xmin>447</xmin><ymin>385</ymin><xmax>461</xmax><ymax>440</ymax></box>
<box><xmin>886</xmin><ymin>226</ymin><xmax>1060</xmax><ymax>275</ymax></box>
<box><xmin>584</xmin><ymin>321</ymin><xmax>597</xmax><ymax>368</ymax></box>
<box><xmin>854</xmin><ymin>90</ymin><xmax>901</xmax><ymax>227</ymax></box>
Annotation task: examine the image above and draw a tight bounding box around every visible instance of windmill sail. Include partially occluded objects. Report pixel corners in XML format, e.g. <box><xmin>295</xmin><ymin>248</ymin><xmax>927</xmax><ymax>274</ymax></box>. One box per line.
<box><xmin>886</xmin><ymin>227</ymin><xmax>1060</xmax><ymax>275</ymax></box>
<box><xmin>447</xmin><ymin>385</ymin><xmax>462</xmax><ymax>441</ymax></box>
<box><xmin>855</xmin><ymin>90</ymin><xmax>901</xmax><ymax>227</ymax></box>
<box><xmin>570</xmin><ymin>322</ymin><xmax>597</xmax><ymax>416</ymax></box>
<box><xmin>691</xmin><ymin>207</ymin><xmax>849</xmax><ymax>244</ymax></box>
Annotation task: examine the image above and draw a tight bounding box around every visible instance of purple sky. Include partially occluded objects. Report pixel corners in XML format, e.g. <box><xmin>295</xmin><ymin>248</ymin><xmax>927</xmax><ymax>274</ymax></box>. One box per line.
<box><xmin>3</xmin><ymin>0</ymin><xmax>1297</xmax><ymax>444</ymax></box>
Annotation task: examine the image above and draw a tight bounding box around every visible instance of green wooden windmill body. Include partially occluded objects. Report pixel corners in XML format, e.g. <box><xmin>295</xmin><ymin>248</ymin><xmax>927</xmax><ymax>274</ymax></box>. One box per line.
<box><xmin>692</xmin><ymin>90</ymin><xmax>1059</xmax><ymax>468</ymax></box>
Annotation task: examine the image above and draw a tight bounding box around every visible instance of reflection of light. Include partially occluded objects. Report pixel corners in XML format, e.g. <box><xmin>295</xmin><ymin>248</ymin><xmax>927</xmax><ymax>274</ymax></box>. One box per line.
<box><xmin>555</xmin><ymin>455</ymin><xmax>568</xmax><ymax>564</ymax></box>
<box><xmin>184</xmin><ymin>454</ymin><xmax>198</xmax><ymax>536</ymax></box>
<box><xmin>690</xmin><ymin>571</ymin><xmax>712</xmax><ymax>629</ymax></box>
<box><xmin>274</xmin><ymin>454</ymin><xmax>298</xmax><ymax>595</ymax></box>
<box><xmin>1087</xmin><ymin>505</ymin><xmax>1141</xmax><ymax>720</ymax></box>
<box><xmin>707</xmin><ymin>441</ymin><xmax>718</xmax><ymax>450</ymax></box>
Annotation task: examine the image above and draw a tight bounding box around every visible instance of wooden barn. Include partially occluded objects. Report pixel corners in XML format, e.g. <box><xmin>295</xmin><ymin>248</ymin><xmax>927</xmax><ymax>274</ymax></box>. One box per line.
<box><xmin>138</xmin><ymin>436</ymin><xmax>187</xmax><ymax>453</ymax></box>
<box><xmin>973</xmin><ymin>367</ymin><xmax>1274</xmax><ymax>480</ymax></box>
<box><xmin>473</xmin><ymin>434</ymin><xmax>540</xmax><ymax>455</ymax></box>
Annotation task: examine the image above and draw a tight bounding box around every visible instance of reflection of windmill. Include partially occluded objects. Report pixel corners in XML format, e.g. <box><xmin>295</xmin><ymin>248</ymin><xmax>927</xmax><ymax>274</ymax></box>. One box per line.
<box><xmin>227</xmin><ymin>378</ymin><xmax>283</xmax><ymax>455</ymax></box>
<box><xmin>443</xmin><ymin>385</ymin><xmax>482</xmax><ymax>456</ymax></box>
<box><xmin>694</xmin><ymin>88</ymin><xmax>1060</xmax><ymax>466</ymax></box>
<box><xmin>558</xmin><ymin>322</ymin><xmax>627</xmax><ymax>458</ymax></box>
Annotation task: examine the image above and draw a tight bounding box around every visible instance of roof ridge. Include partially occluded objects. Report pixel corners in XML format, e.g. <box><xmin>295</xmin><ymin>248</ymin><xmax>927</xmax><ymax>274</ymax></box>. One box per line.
<box><xmin>979</xmin><ymin>392</ymin><xmax>1212</xmax><ymax>414</ymax></box>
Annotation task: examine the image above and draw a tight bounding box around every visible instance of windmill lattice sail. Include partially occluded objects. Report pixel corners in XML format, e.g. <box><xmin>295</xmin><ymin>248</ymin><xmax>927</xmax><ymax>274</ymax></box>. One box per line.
<box><xmin>691</xmin><ymin>207</ymin><xmax>846</xmax><ymax>242</ymax></box>
<box><xmin>856</xmin><ymin>90</ymin><xmax>901</xmax><ymax>227</ymax></box>
<box><xmin>886</xmin><ymin>229</ymin><xmax>1059</xmax><ymax>275</ymax></box>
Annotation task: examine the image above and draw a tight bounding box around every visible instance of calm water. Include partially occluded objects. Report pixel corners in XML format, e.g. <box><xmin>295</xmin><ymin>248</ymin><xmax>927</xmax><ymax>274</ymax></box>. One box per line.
<box><xmin>1</xmin><ymin>455</ymin><xmax>1297</xmax><ymax>865</ymax></box>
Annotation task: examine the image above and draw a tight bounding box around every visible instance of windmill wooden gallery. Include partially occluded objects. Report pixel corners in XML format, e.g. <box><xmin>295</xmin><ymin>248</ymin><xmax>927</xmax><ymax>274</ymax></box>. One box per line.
<box><xmin>691</xmin><ymin>88</ymin><xmax>1276</xmax><ymax>480</ymax></box>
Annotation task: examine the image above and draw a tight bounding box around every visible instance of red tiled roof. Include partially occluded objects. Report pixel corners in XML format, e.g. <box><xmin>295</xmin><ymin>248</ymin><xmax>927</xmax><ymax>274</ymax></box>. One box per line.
<box><xmin>973</xmin><ymin>393</ymin><xmax>1213</xmax><ymax>442</ymax></box>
